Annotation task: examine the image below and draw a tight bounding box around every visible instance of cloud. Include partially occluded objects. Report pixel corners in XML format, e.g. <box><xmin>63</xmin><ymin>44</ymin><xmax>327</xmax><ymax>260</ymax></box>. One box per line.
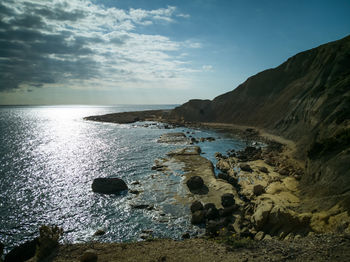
<box><xmin>0</xmin><ymin>0</ymin><xmax>195</xmax><ymax>92</ymax></box>
<box><xmin>202</xmin><ymin>65</ymin><xmax>213</xmax><ymax>71</ymax></box>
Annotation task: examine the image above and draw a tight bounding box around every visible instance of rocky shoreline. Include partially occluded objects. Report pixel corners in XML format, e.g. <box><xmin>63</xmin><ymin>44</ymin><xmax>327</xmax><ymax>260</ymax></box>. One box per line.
<box><xmin>3</xmin><ymin>115</ymin><xmax>349</xmax><ymax>261</ymax></box>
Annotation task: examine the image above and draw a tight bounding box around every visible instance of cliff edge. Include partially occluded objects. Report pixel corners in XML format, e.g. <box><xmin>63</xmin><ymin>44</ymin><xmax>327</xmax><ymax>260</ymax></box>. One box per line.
<box><xmin>170</xmin><ymin>35</ymin><xmax>350</xmax><ymax>212</ymax></box>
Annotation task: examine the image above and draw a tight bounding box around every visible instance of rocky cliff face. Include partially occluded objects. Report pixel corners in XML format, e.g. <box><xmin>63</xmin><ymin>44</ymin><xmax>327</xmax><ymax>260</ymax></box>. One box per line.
<box><xmin>171</xmin><ymin>35</ymin><xmax>350</xmax><ymax>210</ymax></box>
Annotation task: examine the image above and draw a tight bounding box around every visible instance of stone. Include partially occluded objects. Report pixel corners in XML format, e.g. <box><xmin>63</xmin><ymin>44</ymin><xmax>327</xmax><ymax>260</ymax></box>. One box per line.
<box><xmin>240</xmin><ymin>164</ymin><xmax>253</xmax><ymax>172</ymax></box>
<box><xmin>80</xmin><ymin>249</ymin><xmax>98</xmax><ymax>262</ymax></box>
<box><xmin>206</xmin><ymin>220</ymin><xmax>220</xmax><ymax>236</ymax></box>
<box><xmin>92</xmin><ymin>177</ymin><xmax>128</xmax><ymax>194</ymax></box>
<box><xmin>253</xmin><ymin>184</ymin><xmax>265</xmax><ymax>196</ymax></box>
<box><xmin>254</xmin><ymin>231</ymin><xmax>265</xmax><ymax>241</ymax></box>
<box><xmin>167</xmin><ymin>146</ymin><xmax>201</xmax><ymax>156</ymax></box>
<box><xmin>94</xmin><ymin>229</ymin><xmax>105</xmax><ymax>236</ymax></box>
<box><xmin>279</xmin><ymin>167</ymin><xmax>290</xmax><ymax>176</ymax></box>
<box><xmin>191</xmin><ymin>210</ymin><xmax>206</xmax><ymax>224</ymax></box>
<box><xmin>251</xmin><ymin>201</ymin><xmax>274</xmax><ymax>230</ymax></box>
<box><xmin>157</xmin><ymin>132</ymin><xmax>189</xmax><ymax>144</ymax></box>
<box><xmin>221</xmin><ymin>193</ymin><xmax>235</xmax><ymax>207</ymax></box>
<box><xmin>219</xmin><ymin>206</ymin><xmax>236</xmax><ymax>217</ymax></box>
<box><xmin>190</xmin><ymin>200</ymin><xmax>204</xmax><ymax>213</ymax></box>
<box><xmin>216</xmin><ymin>159</ymin><xmax>231</xmax><ymax>172</ymax></box>
<box><xmin>258</xmin><ymin>166</ymin><xmax>269</xmax><ymax>173</ymax></box>
<box><xmin>214</xmin><ymin>152</ymin><xmax>223</xmax><ymax>159</ymax></box>
<box><xmin>263</xmin><ymin>234</ymin><xmax>272</xmax><ymax>240</ymax></box>
<box><xmin>205</xmin><ymin>207</ymin><xmax>219</xmax><ymax>220</ymax></box>
<box><xmin>204</xmin><ymin>203</ymin><xmax>216</xmax><ymax>211</ymax></box>
<box><xmin>182</xmin><ymin>232</ymin><xmax>190</xmax><ymax>239</ymax></box>
<box><xmin>217</xmin><ymin>172</ymin><xmax>229</xmax><ymax>181</ymax></box>
<box><xmin>186</xmin><ymin>176</ymin><xmax>204</xmax><ymax>191</ymax></box>
<box><xmin>4</xmin><ymin>238</ymin><xmax>38</xmax><ymax>262</ymax></box>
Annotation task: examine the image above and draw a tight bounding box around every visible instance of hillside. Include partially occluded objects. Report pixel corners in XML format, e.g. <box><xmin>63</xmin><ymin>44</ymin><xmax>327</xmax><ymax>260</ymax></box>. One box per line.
<box><xmin>170</xmin><ymin>35</ymin><xmax>350</xmax><ymax>211</ymax></box>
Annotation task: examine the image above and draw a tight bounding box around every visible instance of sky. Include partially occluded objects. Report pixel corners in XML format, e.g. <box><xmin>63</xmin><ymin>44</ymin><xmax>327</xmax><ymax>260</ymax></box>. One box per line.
<box><xmin>0</xmin><ymin>0</ymin><xmax>349</xmax><ymax>105</ymax></box>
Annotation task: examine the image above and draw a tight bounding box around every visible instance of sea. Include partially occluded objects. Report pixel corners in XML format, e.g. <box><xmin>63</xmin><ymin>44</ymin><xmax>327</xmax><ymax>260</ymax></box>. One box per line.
<box><xmin>0</xmin><ymin>105</ymin><xmax>246</xmax><ymax>252</ymax></box>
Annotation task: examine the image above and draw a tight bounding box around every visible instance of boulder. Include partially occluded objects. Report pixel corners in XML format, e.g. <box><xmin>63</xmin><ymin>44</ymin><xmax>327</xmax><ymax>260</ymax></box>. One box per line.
<box><xmin>206</xmin><ymin>220</ymin><xmax>221</xmax><ymax>236</ymax></box>
<box><xmin>190</xmin><ymin>200</ymin><xmax>204</xmax><ymax>213</ymax></box>
<box><xmin>258</xmin><ymin>166</ymin><xmax>269</xmax><ymax>173</ymax></box>
<box><xmin>191</xmin><ymin>210</ymin><xmax>206</xmax><ymax>224</ymax></box>
<box><xmin>221</xmin><ymin>193</ymin><xmax>235</xmax><ymax>207</ymax></box>
<box><xmin>182</xmin><ymin>232</ymin><xmax>190</xmax><ymax>239</ymax></box>
<box><xmin>204</xmin><ymin>203</ymin><xmax>216</xmax><ymax>211</ymax></box>
<box><xmin>219</xmin><ymin>206</ymin><xmax>236</xmax><ymax>217</ymax></box>
<box><xmin>205</xmin><ymin>207</ymin><xmax>220</xmax><ymax>220</ymax></box>
<box><xmin>4</xmin><ymin>238</ymin><xmax>38</xmax><ymax>262</ymax></box>
<box><xmin>253</xmin><ymin>184</ymin><xmax>265</xmax><ymax>196</ymax></box>
<box><xmin>80</xmin><ymin>249</ymin><xmax>98</xmax><ymax>262</ymax></box>
<box><xmin>92</xmin><ymin>177</ymin><xmax>128</xmax><ymax>194</ymax></box>
<box><xmin>251</xmin><ymin>200</ymin><xmax>274</xmax><ymax>230</ymax></box>
<box><xmin>240</xmin><ymin>164</ymin><xmax>253</xmax><ymax>172</ymax></box>
<box><xmin>94</xmin><ymin>229</ymin><xmax>105</xmax><ymax>236</ymax></box>
<box><xmin>186</xmin><ymin>176</ymin><xmax>204</xmax><ymax>191</ymax></box>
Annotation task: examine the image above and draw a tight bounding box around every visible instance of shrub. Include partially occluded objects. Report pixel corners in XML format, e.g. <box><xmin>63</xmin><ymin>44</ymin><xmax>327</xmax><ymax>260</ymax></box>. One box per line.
<box><xmin>35</xmin><ymin>225</ymin><xmax>63</xmax><ymax>261</ymax></box>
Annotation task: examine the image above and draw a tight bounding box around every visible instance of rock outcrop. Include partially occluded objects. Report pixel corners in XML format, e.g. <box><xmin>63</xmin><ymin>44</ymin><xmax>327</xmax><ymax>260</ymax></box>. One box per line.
<box><xmin>169</xmin><ymin>35</ymin><xmax>350</xmax><ymax>212</ymax></box>
<box><xmin>92</xmin><ymin>177</ymin><xmax>128</xmax><ymax>194</ymax></box>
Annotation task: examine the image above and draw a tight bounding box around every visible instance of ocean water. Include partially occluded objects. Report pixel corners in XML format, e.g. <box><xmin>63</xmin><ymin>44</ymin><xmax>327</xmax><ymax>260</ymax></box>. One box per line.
<box><xmin>0</xmin><ymin>105</ymin><xmax>245</xmax><ymax>252</ymax></box>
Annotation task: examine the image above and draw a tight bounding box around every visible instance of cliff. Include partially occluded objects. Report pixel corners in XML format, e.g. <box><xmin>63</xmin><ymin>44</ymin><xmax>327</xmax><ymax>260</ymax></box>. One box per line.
<box><xmin>171</xmin><ymin>35</ymin><xmax>350</xmax><ymax>210</ymax></box>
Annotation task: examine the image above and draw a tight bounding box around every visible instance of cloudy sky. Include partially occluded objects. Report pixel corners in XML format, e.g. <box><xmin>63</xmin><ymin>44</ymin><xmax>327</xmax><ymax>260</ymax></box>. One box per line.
<box><xmin>0</xmin><ymin>0</ymin><xmax>349</xmax><ymax>105</ymax></box>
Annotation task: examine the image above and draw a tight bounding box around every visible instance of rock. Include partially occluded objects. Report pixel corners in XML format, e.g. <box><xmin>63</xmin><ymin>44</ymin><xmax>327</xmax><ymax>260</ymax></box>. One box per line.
<box><xmin>254</xmin><ymin>231</ymin><xmax>265</xmax><ymax>241</ymax></box>
<box><xmin>217</xmin><ymin>172</ymin><xmax>229</xmax><ymax>180</ymax></box>
<box><xmin>258</xmin><ymin>166</ymin><xmax>269</xmax><ymax>173</ymax></box>
<box><xmin>80</xmin><ymin>249</ymin><xmax>98</xmax><ymax>262</ymax></box>
<box><xmin>279</xmin><ymin>167</ymin><xmax>290</xmax><ymax>176</ymax></box>
<box><xmin>190</xmin><ymin>200</ymin><xmax>204</xmax><ymax>213</ymax></box>
<box><xmin>253</xmin><ymin>184</ymin><xmax>265</xmax><ymax>196</ymax></box>
<box><xmin>94</xmin><ymin>229</ymin><xmax>105</xmax><ymax>236</ymax></box>
<box><xmin>131</xmin><ymin>181</ymin><xmax>140</xmax><ymax>185</ymax></box>
<box><xmin>240</xmin><ymin>164</ymin><xmax>253</xmax><ymax>172</ymax></box>
<box><xmin>191</xmin><ymin>210</ymin><xmax>206</xmax><ymax>224</ymax></box>
<box><xmin>216</xmin><ymin>159</ymin><xmax>231</xmax><ymax>172</ymax></box>
<box><xmin>251</xmin><ymin>200</ymin><xmax>274</xmax><ymax>230</ymax></box>
<box><xmin>182</xmin><ymin>232</ymin><xmax>190</xmax><ymax>239</ymax></box>
<box><xmin>0</xmin><ymin>241</ymin><xmax>3</xmax><ymax>258</ymax></box>
<box><xmin>167</xmin><ymin>146</ymin><xmax>201</xmax><ymax>156</ymax></box>
<box><xmin>92</xmin><ymin>177</ymin><xmax>128</xmax><ymax>194</ymax></box>
<box><xmin>131</xmin><ymin>204</ymin><xmax>152</xmax><ymax>209</ymax></box>
<box><xmin>157</xmin><ymin>132</ymin><xmax>189</xmax><ymax>144</ymax></box>
<box><xmin>129</xmin><ymin>189</ymin><xmax>140</xmax><ymax>194</ymax></box>
<box><xmin>219</xmin><ymin>206</ymin><xmax>236</xmax><ymax>217</ymax></box>
<box><xmin>221</xmin><ymin>193</ymin><xmax>235</xmax><ymax>207</ymax></box>
<box><xmin>205</xmin><ymin>207</ymin><xmax>220</xmax><ymax>220</ymax></box>
<box><xmin>204</xmin><ymin>203</ymin><xmax>216</xmax><ymax>211</ymax></box>
<box><xmin>263</xmin><ymin>234</ymin><xmax>272</xmax><ymax>240</ymax></box>
<box><xmin>206</xmin><ymin>220</ymin><xmax>220</xmax><ymax>236</ymax></box>
<box><xmin>4</xmin><ymin>238</ymin><xmax>38</xmax><ymax>262</ymax></box>
<box><xmin>214</xmin><ymin>152</ymin><xmax>223</xmax><ymax>159</ymax></box>
<box><xmin>186</xmin><ymin>176</ymin><xmax>204</xmax><ymax>191</ymax></box>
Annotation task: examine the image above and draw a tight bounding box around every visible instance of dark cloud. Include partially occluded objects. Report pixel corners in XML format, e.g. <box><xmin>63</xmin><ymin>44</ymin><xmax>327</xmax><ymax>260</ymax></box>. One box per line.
<box><xmin>0</xmin><ymin>1</ymin><xmax>98</xmax><ymax>91</ymax></box>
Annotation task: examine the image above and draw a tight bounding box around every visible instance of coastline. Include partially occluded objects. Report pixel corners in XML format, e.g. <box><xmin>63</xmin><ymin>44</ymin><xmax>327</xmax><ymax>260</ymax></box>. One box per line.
<box><xmin>6</xmin><ymin>110</ymin><xmax>349</xmax><ymax>261</ymax></box>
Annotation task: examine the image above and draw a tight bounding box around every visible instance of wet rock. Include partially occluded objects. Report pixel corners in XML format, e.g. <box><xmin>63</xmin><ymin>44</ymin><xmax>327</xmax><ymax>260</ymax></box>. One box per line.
<box><xmin>94</xmin><ymin>229</ymin><xmax>105</xmax><ymax>236</ymax></box>
<box><xmin>182</xmin><ymin>232</ymin><xmax>190</xmax><ymax>239</ymax></box>
<box><xmin>131</xmin><ymin>180</ymin><xmax>140</xmax><ymax>185</ymax></box>
<box><xmin>92</xmin><ymin>177</ymin><xmax>128</xmax><ymax>194</ymax></box>
<box><xmin>214</xmin><ymin>152</ymin><xmax>223</xmax><ymax>159</ymax></box>
<box><xmin>167</xmin><ymin>146</ymin><xmax>201</xmax><ymax>156</ymax></box>
<box><xmin>253</xmin><ymin>184</ymin><xmax>265</xmax><ymax>196</ymax></box>
<box><xmin>0</xmin><ymin>241</ymin><xmax>3</xmax><ymax>258</ymax></box>
<box><xmin>186</xmin><ymin>176</ymin><xmax>204</xmax><ymax>191</ymax></box>
<box><xmin>237</xmin><ymin>146</ymin><xmax>262</xmax><ymax>161</ymax></box>
<box><xmin>221</xmin><ymin>193</ymin><xmax>235</xmax><ymax>207</ymax></box>
<box><xmin>240</xmin><ymin>164</ymin><xmax>253</xmax><ymax>172</ymax></box>
<box><xmin>80</xmin><ymin>249</ymin><xmax>98</xmax><ymax>262</ymax></box>
<box><xmin>190</xmin><ymin>200</ymin><xmax>204</xmax><ymax>213</ymax></box>
<box><xmin>131</xmin><ymin>204</ymin><xmax>153</xmax><ymax>210</ymax></box>
<box><xmin>157</xmin><ymin>132</ymin><xmax>189</xmax><ymax>144</ymax></box>
<box><xmin>191</xmin><ymin>210</ymin><xmax>206</xmax><ymax>224</ymax></box>
<box><xmin>258</xmin><ymin>166</ymin><xmax>269</xmax><ymax>173</ymax></box>
<box><xmin>4</xmin><ymin>238</ymin><xmax>38</xmax><ymax>262</ymax></box>
<box><xmin>129</xmin><ymin>189</ymin><xmax>140</xmax><ymax>195</ymax></box>
<box><xmin>217</xmin><ymin>172</ymin><xmax>229</xmax><ymax>180</ymax></box>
